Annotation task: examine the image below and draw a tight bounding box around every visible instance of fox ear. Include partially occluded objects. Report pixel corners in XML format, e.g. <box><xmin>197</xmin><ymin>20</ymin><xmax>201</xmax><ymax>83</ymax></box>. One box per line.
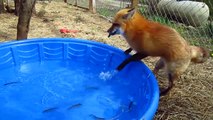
<box><xmin>122</xmin><ymin>8</ymin><xmax>136</xmax><ymax>20</ymax></box>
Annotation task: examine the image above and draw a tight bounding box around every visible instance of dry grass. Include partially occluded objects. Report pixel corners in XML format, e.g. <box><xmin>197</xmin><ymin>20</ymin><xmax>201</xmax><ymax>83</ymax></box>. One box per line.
<box><xmin>0</xmin><ymin>1</ymin><xmax>213</xmax><ymax>120</ymax></box>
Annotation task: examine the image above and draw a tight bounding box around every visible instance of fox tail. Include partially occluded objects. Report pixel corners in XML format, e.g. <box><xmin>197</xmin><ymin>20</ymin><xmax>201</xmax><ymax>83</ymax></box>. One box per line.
<box><xmin>190</xmin><ymin>46</ymin><xmax>209</xmax><ymax>63</ymax></box>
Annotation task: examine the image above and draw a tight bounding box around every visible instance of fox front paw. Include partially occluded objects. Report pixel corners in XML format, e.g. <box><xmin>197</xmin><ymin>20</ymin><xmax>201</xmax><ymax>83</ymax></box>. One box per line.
<box><xmin>116</xmin><ymin>64</ymin><xmax>125</xmax><ymax>71</ymax></box>
<box><xmin>124</xmin><ymin>48</ymin><xmax>133</xmax><ymax>55</ymax></box>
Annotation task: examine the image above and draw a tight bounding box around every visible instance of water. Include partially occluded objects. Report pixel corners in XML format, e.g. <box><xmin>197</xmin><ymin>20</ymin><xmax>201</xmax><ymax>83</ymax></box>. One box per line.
<box><xmin>0</xmin><ymin>61</ymin><xmax>144</xmax><ymax>120</ymax></box>
<box><xmin>99</xmin><ymin>70</ymin><xmax>118</xmax><ymax>81</ymax></box>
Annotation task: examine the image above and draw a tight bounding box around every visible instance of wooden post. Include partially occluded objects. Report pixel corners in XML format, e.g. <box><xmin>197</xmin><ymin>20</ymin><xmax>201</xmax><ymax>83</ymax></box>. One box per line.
<box><xmin>17</xmin><ymin>0</ymin><xmax>36</xmax><ymax>40</ymax></box>
<box><xmin>74</xmin><ymin>0</ymin><xmax>77</xmax><ymax>6</ymax></box>
<box><xmin>14</xmin><ymin>0</ymin><xmax>20</xmax><ymax>16</ymax></box>
<box><xmin>131</xmin><ymin>0</ymin><xmax>139</xmax><ymax>8</ymax></box>
<box><xmin>89</xmin><ymin>0</ymin><xmax>96</xmax><ymax>13</ymax></box>
<box><xmin>0</xmin><ymin>0</ymin><xmax>5</xmax><ymax>13</ymax></box>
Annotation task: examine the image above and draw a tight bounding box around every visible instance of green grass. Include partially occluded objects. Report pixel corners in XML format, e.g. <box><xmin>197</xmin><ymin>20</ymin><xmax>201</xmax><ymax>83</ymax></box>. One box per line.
<box><xmin>97</xmin><ymin>8</ymin><xmax>117</xmax><ymax>18</ymax></box>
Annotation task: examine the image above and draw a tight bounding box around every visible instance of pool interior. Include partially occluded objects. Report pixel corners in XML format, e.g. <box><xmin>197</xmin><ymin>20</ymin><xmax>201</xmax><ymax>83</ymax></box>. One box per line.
<box><xmin>0</xmin><ymin>60</ymin><xmax>153</xmax><ymax>120</ymax></box>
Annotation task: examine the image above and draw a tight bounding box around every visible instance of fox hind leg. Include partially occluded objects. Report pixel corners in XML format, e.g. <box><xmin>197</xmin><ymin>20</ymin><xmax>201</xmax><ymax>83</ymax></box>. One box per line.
<box><xmin>153</xmin><ymin>58</ymin><xmax>175</xmax><ymax>96</ymax></box>
<box><xmin>160</xmin><ymin>59</ymin><xmax>190</xmax><ymax>96</ymax></box>
<box><xmin>153</xmin><ymin>58</ymin><xmax>165</xmax><ymax>75</ymax></box>
<box><xmin>153</xmin><ymin>58</ymin><xmax>173</xmax><ymax>96</ymax></box>
<box><xmin>160</xmin><ymin>72</ymin><xmax>179</xmax><ymax>96</ymax></box>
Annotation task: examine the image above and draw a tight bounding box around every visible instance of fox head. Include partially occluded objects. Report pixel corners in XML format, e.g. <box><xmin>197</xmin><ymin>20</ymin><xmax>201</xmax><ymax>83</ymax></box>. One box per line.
<box><xmin>107</xmin><ymin>8</ymin><xmax>136</xmax><ymax>37</ymax></box>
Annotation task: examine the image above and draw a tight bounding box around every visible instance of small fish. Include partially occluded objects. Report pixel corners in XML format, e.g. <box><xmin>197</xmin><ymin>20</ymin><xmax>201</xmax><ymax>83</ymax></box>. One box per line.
<box><xmin>67</xmin><ymin>103</ymin><xmax>82</xmax><ymax>110</ymax></box>
<box><xmin>128</xmin><ymin>101</ymin><xmax>133</xmax><ymax>110</ymax></box>
<box><xmin>4</xmin><ymin>81</ymin><xmax>21</xmax><ymax>86</ymax></box>
<box><xmin>90</xmin><ymin>114</ymin><xmax>105</xmax><ymax>120</ymax></box>
<box><xmin>42</xmin><ymin>107</ymin><xmax>58</xmax><ymax>113</ymax></box>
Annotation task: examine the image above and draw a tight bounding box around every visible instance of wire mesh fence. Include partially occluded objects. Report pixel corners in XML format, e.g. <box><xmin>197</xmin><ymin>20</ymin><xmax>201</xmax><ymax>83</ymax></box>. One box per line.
<box><xmin>67</xmin><ymin>0</ymin><xmax>213</xmax><ymax>52</ymax></box>
<box><xmin>140</xmin><ymin>0</ymin><xmax>213</xmax><ymax>51</ymax></box>
<box><xmin>67</xmin><ymin>0</ymin><xmax>89</xmax><ymax>9</ymax></box>
<box><xmin>96</xmin><ymin>0</ymin><xmax>130</xmax><ymax>18</ymax></box>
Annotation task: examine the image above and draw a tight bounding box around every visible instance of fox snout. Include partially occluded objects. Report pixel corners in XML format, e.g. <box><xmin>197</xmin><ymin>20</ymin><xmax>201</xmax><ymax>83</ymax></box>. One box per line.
<box><xmin>107</xmin><ymin>25</ymin><xmax>118</xmax><ymax>37</ymax></box>
<box><xmin>107</xmin><ymin>23</ymin><xmax>123</xmax><ymax>37</ymax></box>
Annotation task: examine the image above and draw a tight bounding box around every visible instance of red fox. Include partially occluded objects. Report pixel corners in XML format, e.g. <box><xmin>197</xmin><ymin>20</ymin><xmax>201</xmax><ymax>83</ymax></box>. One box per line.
<box><xmin>107</xmin><ymin>8</ymin><xmax>209</xmax><ymax>96</ymax></box>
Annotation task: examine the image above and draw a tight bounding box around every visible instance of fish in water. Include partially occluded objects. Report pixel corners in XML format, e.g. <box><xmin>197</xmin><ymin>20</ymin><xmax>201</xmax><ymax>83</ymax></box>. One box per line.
<box><xmin>128</xmin><ymin>101</ymin><xmax>134</xmax><ymax>111</ymax></box>
<box><xmin>42</xmin><ymin>107</ymin><xmax>58</xmax><ymax>113</ymax></box>
<box><xmin>67</xmin><ymin>103</ymin><xmax>82</xmax><ymax>110</ymax></box>
<box><xmin>90</xmin><ymin>114</ymin><xmax>105</xmax><ymax>120</ymax></box>
<box><xmin>4</xmin><ymin>81</ymin><xmax>21</xmax><ymax>86</ymax></box>
<box><xmin>90</xmin><ymin>101</ymin><xmax>135</xmax><ymax>120</ymax></box>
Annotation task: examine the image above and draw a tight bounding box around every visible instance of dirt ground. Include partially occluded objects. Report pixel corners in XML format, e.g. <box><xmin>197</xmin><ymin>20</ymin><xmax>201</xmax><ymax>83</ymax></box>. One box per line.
<box><xmin>0</xmin><ymin>1</ymin><xmax>212</xmax><ymax>120</ymax></box>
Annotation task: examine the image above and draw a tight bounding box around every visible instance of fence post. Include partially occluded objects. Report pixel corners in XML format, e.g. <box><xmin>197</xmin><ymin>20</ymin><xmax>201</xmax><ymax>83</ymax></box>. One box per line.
<box><xmin>74</xmin><ymin>0</ymin><xmax>77</xmax><ymax>6</ymax></box>
<box><xmin>131</xmin><ymin>0</ymin><xmax>139</xmax><ymax>8</ymax></box>
<box><xmin>89</xmin><ymin>0</ymin><xmax>96</xmax><ymax>13</ymax></box>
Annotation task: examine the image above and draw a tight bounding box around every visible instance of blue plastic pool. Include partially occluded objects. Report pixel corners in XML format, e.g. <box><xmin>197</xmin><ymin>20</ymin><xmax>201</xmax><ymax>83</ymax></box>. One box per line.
<box><xmin>0</xmin><ymin>38</ymin><xmax>159</xmax><ymax>120</ymax></box>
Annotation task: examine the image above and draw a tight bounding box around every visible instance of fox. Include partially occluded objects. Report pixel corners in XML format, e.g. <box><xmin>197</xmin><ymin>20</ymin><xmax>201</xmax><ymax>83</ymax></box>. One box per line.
<box><xmin>107</xmin><ymin>8</ymin><xmax>209</xmax><ymax>96</ymax></box>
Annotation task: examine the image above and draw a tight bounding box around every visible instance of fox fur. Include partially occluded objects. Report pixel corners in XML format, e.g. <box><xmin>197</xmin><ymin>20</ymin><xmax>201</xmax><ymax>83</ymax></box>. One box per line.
<box><xmin>107</xmin><ymin>8</ymin><xmax>210</xmax><ymax>96</ymax></box>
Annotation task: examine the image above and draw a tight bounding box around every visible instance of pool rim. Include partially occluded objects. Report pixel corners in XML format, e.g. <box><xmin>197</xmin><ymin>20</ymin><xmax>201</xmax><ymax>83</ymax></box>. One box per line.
<box><xmin>0</xmin><ymin>37</ymin><xmax>160</xmax><ymax>120</ymax></box>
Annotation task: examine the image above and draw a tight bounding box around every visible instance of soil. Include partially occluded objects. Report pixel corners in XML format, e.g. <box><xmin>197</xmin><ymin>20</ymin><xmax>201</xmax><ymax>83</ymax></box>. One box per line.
<box><xmin>0</xmin><ymin>1</ymin><xmax>212</xmax><ymax>120</ymax></box>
